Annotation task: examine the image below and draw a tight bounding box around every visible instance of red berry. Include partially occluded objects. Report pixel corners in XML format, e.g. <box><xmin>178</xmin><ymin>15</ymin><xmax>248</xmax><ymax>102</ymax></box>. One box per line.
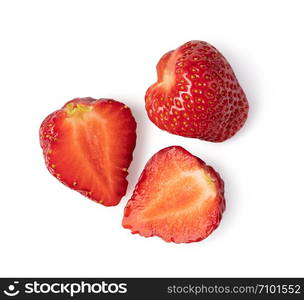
<box><xmin>122</xmin><ymin>146</ymin><xmax>225</xmax><ymax>243</ymax></box>
<box><xmin>39</xmin><ymin>98</ymin><xmax>137</xmax><ymax>206</ymax></box>
<box><xmin>145</xmin><ymin>40</ymin><xmax>249</xmax><ymax>142</ymax></box>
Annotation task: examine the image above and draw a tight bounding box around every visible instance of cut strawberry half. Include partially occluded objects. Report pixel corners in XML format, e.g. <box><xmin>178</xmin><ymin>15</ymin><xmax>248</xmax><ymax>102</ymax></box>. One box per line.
<box><xmin>40</xmin><ymin>97</ymin><xmax>137</xmax><ymax>206</ymax></box>
<box><xmin>122</xmin><ymin>146</ymin><xmax>225</xmax><ymax>243</ymax></box>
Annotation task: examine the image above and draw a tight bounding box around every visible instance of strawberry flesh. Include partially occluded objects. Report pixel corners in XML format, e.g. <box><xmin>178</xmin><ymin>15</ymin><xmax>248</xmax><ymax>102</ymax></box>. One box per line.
<box><xmin>40</xmin><ymin>98</ymin><xmax>137</xmax><ymax>206</ymax></box>
<box><xmin>122</xmin><ymin>146</ymin><xmax>225</xmax><ymax>243</ymax></box>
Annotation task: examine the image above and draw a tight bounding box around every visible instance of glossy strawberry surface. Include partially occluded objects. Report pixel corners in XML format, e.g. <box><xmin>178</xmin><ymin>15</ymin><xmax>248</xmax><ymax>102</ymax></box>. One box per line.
<box><xmin>145</xmin><ymin>40</ymin><xmax>249</xmax><ymax>142</ymax></box>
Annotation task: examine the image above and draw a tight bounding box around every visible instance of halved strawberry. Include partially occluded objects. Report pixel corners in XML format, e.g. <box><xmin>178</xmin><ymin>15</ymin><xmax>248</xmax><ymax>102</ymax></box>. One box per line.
<box><xmin>122</xmin><ymin>146</ymin><xmax>225</xmax><ymax>243</ymax></box>
<box><xmin>39</xmin><ymin>98</ymin><xmax>136</xmax><ymax>206</ymax></box>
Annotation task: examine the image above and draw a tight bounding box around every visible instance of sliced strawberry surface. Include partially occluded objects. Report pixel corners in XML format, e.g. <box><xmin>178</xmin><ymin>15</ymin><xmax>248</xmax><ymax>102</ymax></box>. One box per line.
<box><xmin>122</xmin><ymin>146</ymin><xmax>225</xmax><ymax>243</ymax></box>
<box><xmin>40</xmin><ymin>98</ymin><xmax>136</xmax><ymax>206</ymax></box>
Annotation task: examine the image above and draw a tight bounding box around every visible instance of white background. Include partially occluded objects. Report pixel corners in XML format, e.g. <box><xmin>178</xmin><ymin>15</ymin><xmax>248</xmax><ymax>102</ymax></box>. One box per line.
<box><xmin>0</xmin><ymin>0</ymin><xmax>303</xmax><ymax>277</ymax></box>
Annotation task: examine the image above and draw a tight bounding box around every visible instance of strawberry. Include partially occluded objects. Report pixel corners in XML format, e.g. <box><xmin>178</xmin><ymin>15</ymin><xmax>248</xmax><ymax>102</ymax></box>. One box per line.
<box><xmin>39</xmin><ymin>98</ymin><xmax>136</xmax><ymax>206</ymax></box>
<box><xmin>122</xmin><ymin>146</ymin><xmax>225</xmax><ymax>243</ymax></box>
<box><xmin>145</xmin><ymin>40</ymin><xmax>249</xmax><ymax>142</ymax></box>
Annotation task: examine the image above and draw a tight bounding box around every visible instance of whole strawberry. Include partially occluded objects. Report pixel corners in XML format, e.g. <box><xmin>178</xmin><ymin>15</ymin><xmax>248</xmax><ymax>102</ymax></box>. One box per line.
<box><xmin>145</xmin><ymin>40</ymin><xmax>249</xmax><ymax>142</ymax></box>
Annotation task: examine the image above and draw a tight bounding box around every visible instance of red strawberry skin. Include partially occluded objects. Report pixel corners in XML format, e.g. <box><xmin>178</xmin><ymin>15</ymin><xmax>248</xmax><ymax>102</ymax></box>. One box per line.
<box><xmin>145</xmin><ymin>40</ymin><xmax>249</xmax><ymax>142</ymax></box>
<box><xmin>122</xmin><ymin>146</ymin><xmax>225</xmax><ymax>243</ymax></box>
<box><xmin>39</xmin><ymin>98</ymin><xmax>136</xmax><ymax>206</ymax></box>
